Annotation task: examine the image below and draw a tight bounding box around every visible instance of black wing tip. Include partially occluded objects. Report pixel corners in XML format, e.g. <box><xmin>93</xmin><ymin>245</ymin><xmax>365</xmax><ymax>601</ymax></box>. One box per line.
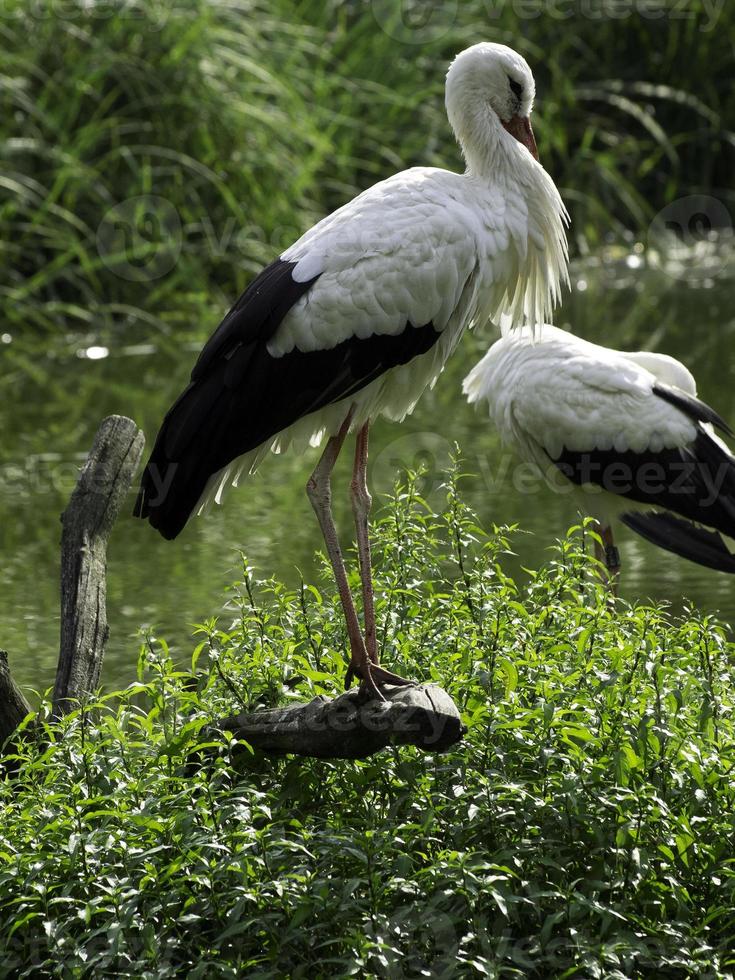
<box><xmin>134</xmin><ymin>258</ymin><xmax>443</xmax><ymax>546</ymax></box>
<box><xmin>621</xmin><ymin>510</ymin><xmax>735</xmax><ymax>574</ymax></box>
<box><xmin>133</xmin><ymin>503</ymin><xmax>187</xmax><ymax>541</ymax></box>
<box><xmin>152</xmin><ymin>519</ymin><xmax>184</xmax><ymax>541</ymax></box>
<box><xmin>132</xmin><ymin>468</ymin><xmax>189</xmax><ymax>540</ymax></box>
<box><xmin>652</xmin><ymin>382</ymin><xmax>734</xmax><ymax>438</ymax></box>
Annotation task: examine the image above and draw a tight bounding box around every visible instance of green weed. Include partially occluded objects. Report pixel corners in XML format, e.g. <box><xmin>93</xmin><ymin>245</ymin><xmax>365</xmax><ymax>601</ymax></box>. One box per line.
<box><xmin>1</xmin><ymin>466</ymin><xmax>734</xmax><ymax>977</ymax></box>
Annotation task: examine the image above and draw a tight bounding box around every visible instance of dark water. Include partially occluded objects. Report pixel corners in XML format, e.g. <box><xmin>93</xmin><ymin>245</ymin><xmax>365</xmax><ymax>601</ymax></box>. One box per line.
<box><xmin>3</xmin><ymin>244</ymin><xmax>735</xmax><ymax>692</ymax></box>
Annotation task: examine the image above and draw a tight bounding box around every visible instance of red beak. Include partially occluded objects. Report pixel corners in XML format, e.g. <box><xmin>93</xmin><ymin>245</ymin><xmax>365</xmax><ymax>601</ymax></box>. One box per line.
<box><xmin>502</xmin><ymin>115</ymin><xmax>539</xmax><ymax>161</ymax></box>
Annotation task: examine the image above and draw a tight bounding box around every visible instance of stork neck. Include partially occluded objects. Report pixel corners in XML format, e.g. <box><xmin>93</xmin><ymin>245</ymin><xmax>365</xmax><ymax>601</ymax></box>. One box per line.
<box><xmin>455</xmin><ymin>109</ymin><xmax>532</xmax><ymax>183</ymax></box>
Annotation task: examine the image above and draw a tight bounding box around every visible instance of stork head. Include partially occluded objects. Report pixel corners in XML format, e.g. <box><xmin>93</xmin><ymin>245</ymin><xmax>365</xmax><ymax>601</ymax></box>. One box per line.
<box><xmin>445</xmin><ymin>42</ymin><xmax>538</xmax><ymax>170</ymax></box>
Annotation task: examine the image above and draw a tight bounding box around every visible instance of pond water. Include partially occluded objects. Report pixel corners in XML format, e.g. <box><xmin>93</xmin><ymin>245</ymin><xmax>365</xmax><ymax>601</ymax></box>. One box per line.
<box><xmin>3</xmin><ymin>242</ymin><xmax>735</xmax><ymax>693</ymax></box>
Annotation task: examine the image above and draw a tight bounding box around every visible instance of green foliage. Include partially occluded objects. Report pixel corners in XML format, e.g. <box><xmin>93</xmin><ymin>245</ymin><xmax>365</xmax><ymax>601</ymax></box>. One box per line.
<box><xmin>1</xmin><ymin>0</ymin><xmax>733</xmax><ymax>337</ymax></box>
<box><xmin>1</xmin><ymin>467</ymin><xmax>734</xmax><ymax>977</ymax></box>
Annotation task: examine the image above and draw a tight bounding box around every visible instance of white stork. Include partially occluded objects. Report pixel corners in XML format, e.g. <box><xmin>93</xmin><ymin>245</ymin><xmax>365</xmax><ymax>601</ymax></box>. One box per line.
<box><xmin>134</xmin><ymin>43</ymin><xmax>569</xmax><ymax>697</ymax></box>
<box><xmin>463</xmin><ymin>324</ymin><xmax>735</xmax><ymax>589</ymax></box>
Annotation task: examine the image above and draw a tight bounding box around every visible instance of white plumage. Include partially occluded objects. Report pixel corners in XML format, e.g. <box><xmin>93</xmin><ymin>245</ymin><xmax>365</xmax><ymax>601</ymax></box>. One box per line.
<box><xmin>464</xmin><ymin>324</ymin><xmax>735</xmax><ymax>578</ymax></box>
<box><xmin>464</xmin><ymin>324</ymin><xmax>698</xmax><ymax>465</ymax></box>
<box><xmin>200</xmin><ymin>45</ymin><xmax>569</xmax><ymax>506</ymax></box>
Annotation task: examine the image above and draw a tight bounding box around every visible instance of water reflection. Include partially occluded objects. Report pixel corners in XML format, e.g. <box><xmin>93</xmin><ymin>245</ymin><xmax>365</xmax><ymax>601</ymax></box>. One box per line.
<box><xmin>2</xmin><ymin>246</ymin><xmax>735</xmax><ymax>690</ymax></box>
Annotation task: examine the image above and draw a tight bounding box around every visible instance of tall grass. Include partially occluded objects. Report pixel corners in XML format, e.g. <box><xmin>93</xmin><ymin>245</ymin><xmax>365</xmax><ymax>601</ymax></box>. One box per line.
<box><xmin>2</xmin><ymin>467</ymin><xmax>734</xmax><ymax>976</ymax></box>
<box><xmin>1</xmin><ymin>0</ymin><xmax>732</xmax><ymax>340</ymax></box>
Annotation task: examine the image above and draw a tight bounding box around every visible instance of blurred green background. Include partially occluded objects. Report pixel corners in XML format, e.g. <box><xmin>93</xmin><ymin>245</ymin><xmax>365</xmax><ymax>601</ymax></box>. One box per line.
<box><xmin>1</xmin><ymin>0</ymin><xmax>734</xmax><ymax>691</ymax></box>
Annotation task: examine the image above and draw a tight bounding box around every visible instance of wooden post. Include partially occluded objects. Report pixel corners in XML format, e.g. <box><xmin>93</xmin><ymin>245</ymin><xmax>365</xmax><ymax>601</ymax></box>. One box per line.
<box><xmin>52</xmin><ymin>416</ymin><xmax>145</xmax><ymax>718</ymax></box>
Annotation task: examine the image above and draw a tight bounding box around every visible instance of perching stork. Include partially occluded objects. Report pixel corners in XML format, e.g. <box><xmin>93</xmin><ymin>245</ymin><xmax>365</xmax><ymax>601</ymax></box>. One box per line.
<box><xmin>463</xmin><ymin>324</ymin><xmax>735</xmax><ymax>589</ymax></box>
<box><xmin>134</xmin><ymin>43</ymin><xmax>569</xmax><ymax>697</ymax></box>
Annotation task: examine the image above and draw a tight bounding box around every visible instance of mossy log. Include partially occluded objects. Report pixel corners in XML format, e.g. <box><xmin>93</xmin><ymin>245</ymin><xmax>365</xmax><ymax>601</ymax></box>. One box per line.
<box><xmin>217</xmin><ymin>683</ymin><xmax>464</xmax><ymax>759</ymax></box>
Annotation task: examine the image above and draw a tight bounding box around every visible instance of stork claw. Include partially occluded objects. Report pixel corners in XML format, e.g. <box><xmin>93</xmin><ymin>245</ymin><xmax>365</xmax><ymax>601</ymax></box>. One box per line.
<box><xmin>345</xmin><ymin>659</ymin><xmax>415</xmax><ymax>701</ymax></box>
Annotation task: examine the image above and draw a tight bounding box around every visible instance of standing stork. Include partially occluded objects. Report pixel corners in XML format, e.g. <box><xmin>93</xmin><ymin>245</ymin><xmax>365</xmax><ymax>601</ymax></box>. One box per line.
<box><xmin>463</xmin><ymin>324</ymin><xmax>735</xmax><ymax>590</ymax></box>
<box><xmin>134</xmin><ymin>43</ymin><xmax>569</xmax><ymax>698</ymax></box>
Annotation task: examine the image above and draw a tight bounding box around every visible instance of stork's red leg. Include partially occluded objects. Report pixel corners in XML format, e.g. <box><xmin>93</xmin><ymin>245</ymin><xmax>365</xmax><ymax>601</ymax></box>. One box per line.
<box><xmin>306</xmin><ymin>412</ymin><xmax>372</xmax><ymax>690</ymax></box>
<box><xmin>306</xmin><ymin>413</ymin><xmax>412</xmax><ymax>700</ymax></box>
<box><xmin>351</xmin><ymin>423</ymin><xmax>377</xmax><ymax>662</ymax></box>
<box><xmin>350</xmin><ymin>422</ymin><xmax>413</xmax><ymax>693</ymax></box>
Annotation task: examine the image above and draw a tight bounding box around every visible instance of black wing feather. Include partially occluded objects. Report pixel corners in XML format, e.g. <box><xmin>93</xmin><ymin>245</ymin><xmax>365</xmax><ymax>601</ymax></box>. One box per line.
<box><xmin>192</xmin><ymin>259</ymin><xmax>309</xmax><ymax>379</ymax></box>
<box><xmin>134</xmin><ymin>258</ymin><xmax>442</xmax><ymax>539</ymax></box>
<box><xmin>652</xmin><ymin>382</ymin><xmax>733</xmax><ymax>437</ymax></box>
<box><xmin>621</xmin><ymin>511</ymin><xmax>735</xmax><ymax>573</ymax></box>
<box><xmin>550</xmin><ymin>380</ymin><xmax>735</xmax><ymax>537</ymax></box>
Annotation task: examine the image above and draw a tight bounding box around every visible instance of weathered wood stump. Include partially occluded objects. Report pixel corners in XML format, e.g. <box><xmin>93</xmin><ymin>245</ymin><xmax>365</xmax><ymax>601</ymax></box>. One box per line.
<box><xmin>1</xmin><ymin>415</ymin><xmax>145</xmax><ymax>753</ymax></box>
<box><xmin>216</xmin><ymin>683</ymin><xmax>464</xmax><ymax>759</ymax></box>
<box><xmin>52</xmin><ymin>415</ymin><xmax>145</xmax><ymax>718</ymax></box>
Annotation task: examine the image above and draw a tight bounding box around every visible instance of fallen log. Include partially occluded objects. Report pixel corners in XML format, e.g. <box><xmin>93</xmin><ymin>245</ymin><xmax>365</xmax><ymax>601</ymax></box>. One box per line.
<box><xmin>215</xmin><ymin>683</ymin><xmax>464</xmax><ymax>760</ymax></box>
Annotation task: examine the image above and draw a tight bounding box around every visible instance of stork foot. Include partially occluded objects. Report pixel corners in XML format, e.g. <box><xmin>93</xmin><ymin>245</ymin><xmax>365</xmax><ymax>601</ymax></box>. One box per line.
<box><xmin>345</xmin><ymin>660</ymin><xmax>415</xmax><ymax>701</ymax></box>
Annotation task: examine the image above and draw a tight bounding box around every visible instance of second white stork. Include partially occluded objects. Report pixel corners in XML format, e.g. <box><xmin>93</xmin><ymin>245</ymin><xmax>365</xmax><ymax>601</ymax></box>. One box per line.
<box><xmin>134</xmin><ymin>42</ymin><xmax>569</xmax><ymax>698</ymax></box>
<box><xmin>463</xmin><ymin>324</ymin><xmax>735</xmax><ymax>589</ymax></box>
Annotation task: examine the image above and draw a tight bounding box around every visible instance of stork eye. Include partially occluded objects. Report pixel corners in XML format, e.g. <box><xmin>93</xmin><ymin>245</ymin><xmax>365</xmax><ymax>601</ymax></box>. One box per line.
<box><xmin>509</xmin><ymin>77</ymin><xmax>523</xmax><ymax>100</ymax></box>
